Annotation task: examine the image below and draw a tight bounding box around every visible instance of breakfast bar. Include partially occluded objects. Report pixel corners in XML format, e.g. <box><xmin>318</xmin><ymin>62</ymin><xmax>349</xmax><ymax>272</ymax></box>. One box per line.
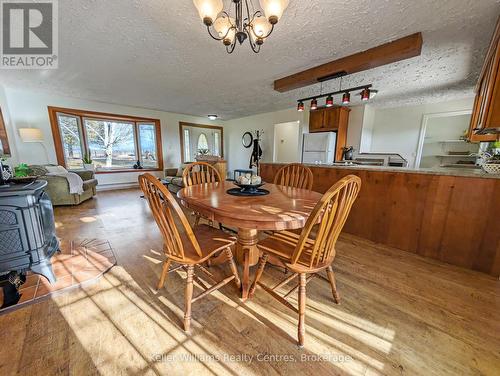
<box><xmin>260</xmin><ymin>163</ymin><xmax>500</xmax><ymax>277</ymax></box>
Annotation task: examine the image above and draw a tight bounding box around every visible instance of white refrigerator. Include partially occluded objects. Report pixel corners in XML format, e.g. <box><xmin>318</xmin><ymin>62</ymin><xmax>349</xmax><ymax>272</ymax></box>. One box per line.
<box><xmin>301</xmin><ymin>132</ymin><xmax>337</xmax><ymax>164</ymax></box>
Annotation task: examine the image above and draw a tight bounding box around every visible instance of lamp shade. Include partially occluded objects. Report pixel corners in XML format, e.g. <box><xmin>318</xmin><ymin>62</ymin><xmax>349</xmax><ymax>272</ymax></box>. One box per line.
<box><xmin>259</xmin><ymin>0</ymin><xmax>289</xmax><ymax>24</ymax></box>
<box><xmin>213</xmin><ymin>15</ymin><xmax>236</xmax><ymax>44</ymax></box>
<box><xmin>19</xmin><ymin>128</ymin><xmax>44</xmax><ymax>142</ymax></box>
<box><xmin>193</xmin><ymin>0</ymin><xmax>223</xmax><ymax>25</ymax></box>
<box><xmin>252</xmin><ymin>15</ymin><xmax>271</xmax><ymax>38</ymax></box>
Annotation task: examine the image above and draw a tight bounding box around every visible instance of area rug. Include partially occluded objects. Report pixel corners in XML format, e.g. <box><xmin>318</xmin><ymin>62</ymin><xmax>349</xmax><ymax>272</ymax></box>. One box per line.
<box><xmin>0</xmin><ymin>239</ymin><xmax>116</xmax><ymax>314</ymax></box>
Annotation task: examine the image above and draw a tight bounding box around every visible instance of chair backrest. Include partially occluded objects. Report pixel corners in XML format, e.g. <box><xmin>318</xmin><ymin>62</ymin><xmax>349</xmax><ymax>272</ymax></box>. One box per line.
<box><xmin>291</xmin><ymin>175</ymin><xmax>361</xmax><ymax>268</ymax></box>
<box><xmin>274</xmin><ymin>163</ymin><xmax>313</xmax><ymax>190</ymax></box>
<box><xmin>182</xmin><ymin>162</ymin><xmax>222</xmax><ymax>187</ymax></box>
<box><xmin>139</xmin><ymin>173</ymin><xmax>202</xmax><ymax>260</ymax></box>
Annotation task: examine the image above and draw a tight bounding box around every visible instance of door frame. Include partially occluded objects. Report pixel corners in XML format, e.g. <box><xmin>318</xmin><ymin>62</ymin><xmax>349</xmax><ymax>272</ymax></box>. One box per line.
<box><xmin>272</xmin><ymin>121</ymin><xmax>301</xmax><ymax>163</ymax></box>
<box><xmin>415</xmin><ymin>110</ymin><xmax>472</xmax><ymax>168</ymax></box>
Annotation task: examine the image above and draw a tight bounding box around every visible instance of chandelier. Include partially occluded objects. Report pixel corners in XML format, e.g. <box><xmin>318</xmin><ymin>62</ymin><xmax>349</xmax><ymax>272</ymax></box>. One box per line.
<box><xmin>193</xmin><ymin>0</ymin><xmax>289</xmax><ymax>53</ymax></box>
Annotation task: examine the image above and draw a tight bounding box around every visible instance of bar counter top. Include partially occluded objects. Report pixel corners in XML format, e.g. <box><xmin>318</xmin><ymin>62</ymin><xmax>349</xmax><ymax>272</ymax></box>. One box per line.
<box><xmin>266</xmin><ymin>162</ymin><xmax>500</xmax><ymax>179</ymax></box>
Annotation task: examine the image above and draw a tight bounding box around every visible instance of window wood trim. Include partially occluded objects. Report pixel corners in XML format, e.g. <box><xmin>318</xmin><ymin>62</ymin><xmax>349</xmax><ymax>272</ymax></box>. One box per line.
<box><xmin>179</xmin><ymin>122</ymin><xmax>224</xmax><ymax>163</ymax></box>
<box><xmin>0</xmin><ymin>107</ymin><xmax>11</xmax><ymax>156</ymax></box>
<box><xmin>48</xmin><ymin>106</ymin><xmax>163</xmax><ymax>173</ymax></box>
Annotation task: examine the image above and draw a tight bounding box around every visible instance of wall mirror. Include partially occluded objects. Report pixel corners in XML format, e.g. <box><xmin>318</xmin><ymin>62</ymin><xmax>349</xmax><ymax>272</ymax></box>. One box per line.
<box><xmin>0</xmin><ymin>108</ymin><xmax>11</xmax><ymax>157</ymax></box>
<box><xmin>179</xmin><ymin>122</ymin><xmax>223</xmax><ymax>163</ymax></box>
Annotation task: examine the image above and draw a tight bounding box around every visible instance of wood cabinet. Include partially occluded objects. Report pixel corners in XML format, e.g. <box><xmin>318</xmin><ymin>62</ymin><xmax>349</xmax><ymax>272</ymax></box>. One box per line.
<box><xmin>309</xmin><ymin>106</ymin><xmax>351</xmax><ymax>160</ymax></box>
<box><xmin>309</xmin><ymin>106</ymin><xmax>350</xmax><ymax>132</ymax></box>
<box><xmin>468</xmin><ymin>17</ymin><xmax>500</xmax><ymax>142</ymax></box>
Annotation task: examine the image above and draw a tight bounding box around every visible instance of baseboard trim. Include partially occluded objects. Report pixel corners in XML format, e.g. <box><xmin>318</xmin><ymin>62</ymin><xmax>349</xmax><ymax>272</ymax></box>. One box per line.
<box><xmin>96</xmin><ymin>182</ymin><xmax>139</xmax><ymax>191</ymax></box>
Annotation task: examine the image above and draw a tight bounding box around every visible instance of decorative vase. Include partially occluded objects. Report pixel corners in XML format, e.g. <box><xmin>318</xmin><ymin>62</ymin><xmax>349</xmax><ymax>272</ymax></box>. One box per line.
<box><xmin>83</xmin><ymin>163</ymin><xmax>95</xmax><ymax>171</ymax></box>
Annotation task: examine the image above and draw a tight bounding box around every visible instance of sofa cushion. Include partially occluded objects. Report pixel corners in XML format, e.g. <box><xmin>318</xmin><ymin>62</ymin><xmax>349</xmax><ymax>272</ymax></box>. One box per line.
<box><xmin>46</xmin><ymin>165</ymin><xmax>68</xmax><ymax>174</ymax></box>
<box><xmin>82</xmin><ymin>178</ymin><xmax>98</xmax><ymax>191</ymax></box>
<box><xmin>28</xmin><ymin>165</ymin><xmax>49</xmax><ymax>176</ymax></box>
<box><xmin>170</xmin><ymin>177</ymin><xmax>184</xmax><ymax>187</ymax></box>
<box><xmin>176</xmin><ymin>163</ymin><xmax>188</xmax><ymax>177</ymax></box>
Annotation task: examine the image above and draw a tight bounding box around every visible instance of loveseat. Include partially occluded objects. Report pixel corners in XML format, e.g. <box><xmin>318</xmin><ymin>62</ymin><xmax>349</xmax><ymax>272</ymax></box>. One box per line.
<box><xmin>28</xmin><ymin>165</ymin><xmax>98</xmax><ymax>206</ymax></box>
<box><xmin>163</xmin><ymin>165</ymin><xmax>188</xmax><ymax>194</ymax></box>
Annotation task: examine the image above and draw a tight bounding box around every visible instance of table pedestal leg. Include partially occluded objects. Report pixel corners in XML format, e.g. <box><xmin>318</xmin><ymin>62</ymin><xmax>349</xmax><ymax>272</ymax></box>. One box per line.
<box><xmin>235</xmin><ymin>228</ymin><xmax>260</xmax><ymax>301</ymax></box>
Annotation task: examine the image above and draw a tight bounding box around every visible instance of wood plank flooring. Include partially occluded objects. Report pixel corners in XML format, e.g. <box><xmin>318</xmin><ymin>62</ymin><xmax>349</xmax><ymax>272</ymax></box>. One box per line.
<box><xmin>0</xmin><ymin>189</ymin><xmax>498</xmax><ymax>375</ymax></box>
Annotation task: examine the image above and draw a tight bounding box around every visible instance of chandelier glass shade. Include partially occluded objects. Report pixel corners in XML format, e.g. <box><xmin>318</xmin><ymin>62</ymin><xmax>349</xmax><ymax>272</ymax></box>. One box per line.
<box><xmin>193</xmin><ymin>0</ymin><xmax>289</xmax><ymax>53</ymax></box>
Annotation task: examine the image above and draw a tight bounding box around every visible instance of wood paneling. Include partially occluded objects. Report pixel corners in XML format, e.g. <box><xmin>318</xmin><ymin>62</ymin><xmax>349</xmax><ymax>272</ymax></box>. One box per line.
<box><xmin>274</xmin><ymin>33</ymin><xmax>423</xmax><ymax>92</ymax></box>
<box><xmin>260</xmin><ymin>163</ymin><xmax>500</xmax><ymax>277</ymax></box>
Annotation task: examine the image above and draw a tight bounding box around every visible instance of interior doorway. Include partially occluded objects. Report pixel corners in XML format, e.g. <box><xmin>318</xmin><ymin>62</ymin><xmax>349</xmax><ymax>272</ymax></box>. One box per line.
<box><xmin>415</xmin><ymin>110</ymin><xmax>477</xmax><ymax>168</ymax></box>
<box><xmin>273</xmin><ymin>121</ymin><xmax>301</xmax><ymax>163</ymax></box>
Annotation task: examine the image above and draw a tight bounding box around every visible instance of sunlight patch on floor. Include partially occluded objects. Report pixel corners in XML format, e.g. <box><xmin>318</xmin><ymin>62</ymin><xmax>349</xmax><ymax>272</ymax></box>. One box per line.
<box><xmin>142</xmin><ymin>254</ymin><xmax>163</xmax><ymax>264</ymax></box>
<box><xmin>79</xmin><ymin>216</ymin><xmax>97</xmax><ymax>223</ymax></box>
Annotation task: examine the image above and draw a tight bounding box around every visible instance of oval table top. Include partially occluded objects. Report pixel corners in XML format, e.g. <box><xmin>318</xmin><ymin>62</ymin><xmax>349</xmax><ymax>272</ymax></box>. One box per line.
<box><xmin>177</xmin><ymin>181</ymin><xmax>322</xmax><ymax>231</ymax></box>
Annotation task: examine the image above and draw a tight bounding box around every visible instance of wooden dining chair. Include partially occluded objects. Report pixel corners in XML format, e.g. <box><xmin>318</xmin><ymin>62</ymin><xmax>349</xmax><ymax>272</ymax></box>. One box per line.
<box><xmin>249</xmin><ymin>175</ymin><xmax>361</xmax><ymax>347</ymax></box>
<box><xmin>139</xmin><ymin>173</ymin><xmax>240</xmax><ymax>332</ymax></box>
<box><xmin>182</xmin><ymin>162</ymin><xmax>222</xmax><ymax>227</ymax></box>
<box><xmin>274</xmin><ymin>163</ymin><xmax>314</xmax><ymax>190</ymax></box>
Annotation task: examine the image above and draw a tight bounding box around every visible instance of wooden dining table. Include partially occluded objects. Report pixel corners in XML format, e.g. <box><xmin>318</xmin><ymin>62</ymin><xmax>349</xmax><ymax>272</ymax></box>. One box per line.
<box><xmin>177</xmin><ymin>181</ymin><xmax>322</xmax><ymax>300</ymax></box>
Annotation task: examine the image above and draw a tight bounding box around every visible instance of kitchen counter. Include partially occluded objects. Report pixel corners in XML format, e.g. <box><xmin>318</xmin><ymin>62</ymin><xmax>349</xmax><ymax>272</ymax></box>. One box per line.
<box><xmin>260</xmin><ymin>162</ymin><xmax>500</xmax><ymax>277</ymax></box>
<box><xmin>297</xmin><ymin>163</ymin><xmax>499</xmax><ymax>179</ymax></box>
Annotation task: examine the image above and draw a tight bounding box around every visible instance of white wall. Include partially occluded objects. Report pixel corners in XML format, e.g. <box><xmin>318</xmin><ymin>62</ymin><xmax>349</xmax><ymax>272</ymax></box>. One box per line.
<box><xmin>224</xmin><ymin>108</ymin><xmax>309</xmax><ymax>173</ymax></box>
<box><xmin>2</xmin><ymin>87</ymin><xmax>218</xmax><ymax>187</ymax></box>
<box><xmin>369</xmin><ymin>97</ymin><xmax>474</xmax><ymax>168</ymax></box>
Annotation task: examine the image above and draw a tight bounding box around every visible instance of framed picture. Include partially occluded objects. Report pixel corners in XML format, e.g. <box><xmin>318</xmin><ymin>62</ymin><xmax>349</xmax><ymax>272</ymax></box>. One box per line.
<box><xmin>0</xmin><ymin>107</ymin><xmax>11</xmax><ymax>157</ymax></box>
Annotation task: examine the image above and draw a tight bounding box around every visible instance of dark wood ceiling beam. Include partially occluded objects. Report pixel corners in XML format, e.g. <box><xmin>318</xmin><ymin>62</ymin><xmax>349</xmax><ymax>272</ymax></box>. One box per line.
<box><xmin>274</xmin><ymin>32</ymin><xmax>423</xmax><ymax>93</ymax></box>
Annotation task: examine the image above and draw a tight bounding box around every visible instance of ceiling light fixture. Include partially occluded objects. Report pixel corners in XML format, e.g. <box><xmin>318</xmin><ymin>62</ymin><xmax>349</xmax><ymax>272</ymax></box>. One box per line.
<box><xmin>360</xmin><ymin>88</ymin><xmax>371</xmax><ymax>101</ymax></box>
<box><xmin>297</xmin><ymin>85</ymin><xmax>375</xmax><ymax>111</ymax></box>
<box><xmin>208</xmin><ymin>114</ymin><xmax>218</xmax><ymax>120</ymax></box>
<box><xmin>193</xmin><ymin>0</ymin><xmax>289</xmax><ymax>54</ymax></box>
<box><xmin>325</xmin><ymin>95</ymin><xmax>334</xmax><ymax>107</ymax></box>
<box><xmin>297</xmin><ymin>101</ymin><xmax>305</xmax><ymax>112</ymax></box>
<box><xmin>342</xmin><ymin>92</ymin><xmax>350</xmax><ymax>105</ymax></box>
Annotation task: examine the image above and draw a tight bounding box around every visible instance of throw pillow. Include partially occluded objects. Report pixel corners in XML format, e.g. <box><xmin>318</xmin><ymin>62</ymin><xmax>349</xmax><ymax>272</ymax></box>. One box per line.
<box><xmin>45</xmin><ymin>165</ymin><xmax>68</xmax><ymax>174</ymax></box>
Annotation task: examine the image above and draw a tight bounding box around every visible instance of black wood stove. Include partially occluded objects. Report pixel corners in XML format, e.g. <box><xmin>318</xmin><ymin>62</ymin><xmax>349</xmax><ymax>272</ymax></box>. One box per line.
<box><xmin>0</xmin><ymin>180</ymin><xmax>59</xmax><ymax>307</ymax></box>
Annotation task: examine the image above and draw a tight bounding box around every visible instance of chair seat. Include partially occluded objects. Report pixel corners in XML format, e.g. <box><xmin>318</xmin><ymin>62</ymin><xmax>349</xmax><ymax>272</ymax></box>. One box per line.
<box><xmin>258</xmin><ymin>230</ymin><xmax>332</xmax><ymax>272</ymax></box>
<box><xmin>174</xmin><ymin>224</ymin><xmax>236</xmax><ymax>264</ymax></box>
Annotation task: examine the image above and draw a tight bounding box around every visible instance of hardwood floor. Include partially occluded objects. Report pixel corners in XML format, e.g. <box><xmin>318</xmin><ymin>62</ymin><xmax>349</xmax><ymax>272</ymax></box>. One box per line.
<box><xmin>0</xmin><ymin>189</ymin><xmax>498</xmax><ymax>375</ymax></box>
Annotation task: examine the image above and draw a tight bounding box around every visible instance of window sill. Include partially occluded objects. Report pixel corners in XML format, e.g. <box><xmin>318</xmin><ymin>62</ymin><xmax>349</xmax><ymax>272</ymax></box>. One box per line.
<box><xmin>94</xmin><ymin>168</ymin><xmax>162</xmax><ymax>174</ymax></box>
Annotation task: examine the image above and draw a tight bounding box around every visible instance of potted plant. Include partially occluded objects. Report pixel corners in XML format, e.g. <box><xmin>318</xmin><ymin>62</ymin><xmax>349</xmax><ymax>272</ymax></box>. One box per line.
<box><xmin>82</xmin><ymin>152</ymin><xmax>95</xmax><ymax>171</ymax></box>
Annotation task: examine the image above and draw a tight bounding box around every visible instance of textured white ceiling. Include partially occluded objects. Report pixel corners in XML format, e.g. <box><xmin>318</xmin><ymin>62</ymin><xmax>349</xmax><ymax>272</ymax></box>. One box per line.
<box><xmin>1</xmin><ymin>0</ymin><xmax>499</xmax><ymax>119</ymax></box>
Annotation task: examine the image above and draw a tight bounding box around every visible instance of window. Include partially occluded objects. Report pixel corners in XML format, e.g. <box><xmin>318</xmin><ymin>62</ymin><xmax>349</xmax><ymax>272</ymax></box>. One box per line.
<box><xmin>56</xmin><ymin>113</ymin><xmax>84</xmax><ymax>169</ymax></box>
<box><xmin>49</xmin><ymin>107</ymin><xmax>163</xmax><ymax>172</ymax></box>
<box><xmin>183</xmin><ymin>129</ymin><xmax>190</xmax><ymax>162</ymax></box>
<box><xmin>197</xmin><ymin>133</ymin><xmax>209</xmax><ymax>152</ymax></box>
<box><xmin>214</xmin><ymin>132</ymin><xmax>220</xmax><ymax>157</ymax></box>
<box><xmin>139</xmin><ymin>123</ymin><xmax>159</xmax><ymax>169</ymax></box>
<box><xmin>179</xmin><ymin>122</ymin><xmax>223</xmax><ymax>163</ymax></box>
